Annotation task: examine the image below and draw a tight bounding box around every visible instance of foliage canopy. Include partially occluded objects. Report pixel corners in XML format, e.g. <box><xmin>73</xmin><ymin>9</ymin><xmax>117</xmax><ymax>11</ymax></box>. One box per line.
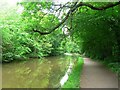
<box><xmin>1</xmin><ymin>1</ymin><xmax>120</xmax><ymax>64</ymax></box>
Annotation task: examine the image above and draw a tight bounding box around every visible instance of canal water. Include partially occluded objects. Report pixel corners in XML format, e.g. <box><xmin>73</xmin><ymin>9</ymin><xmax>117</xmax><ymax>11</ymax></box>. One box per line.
<box><xmin>2</xmin><ymin>55</ymin><xmax>77</xmax><ymax>88</ymax></box>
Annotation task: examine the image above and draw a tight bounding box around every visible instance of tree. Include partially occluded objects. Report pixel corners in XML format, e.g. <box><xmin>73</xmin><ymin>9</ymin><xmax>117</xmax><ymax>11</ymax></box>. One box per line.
<box><xmin>2</xmin><ymin>0</ymin><xmax>120</xmax><ymax>63</ymax></box>
<box><xmin>19</xmin><ymin>1</ymin><xmax>120</xmax><ymax>61</ymax></box>
<box><xmin>19</xmin><ymin>1</ymin><xmax>120</xmax><ymax>35</ymax></box>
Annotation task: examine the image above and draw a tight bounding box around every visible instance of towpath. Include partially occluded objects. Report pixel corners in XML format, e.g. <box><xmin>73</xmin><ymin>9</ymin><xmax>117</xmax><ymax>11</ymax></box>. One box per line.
<box><xmin>80</xmin><ymin>58</ymin><xmax>119</xmax><ymax>88</ymax></box>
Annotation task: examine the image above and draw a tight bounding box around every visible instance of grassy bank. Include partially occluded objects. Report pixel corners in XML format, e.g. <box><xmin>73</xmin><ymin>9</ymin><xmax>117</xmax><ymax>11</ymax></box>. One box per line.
<box><xmin>62</xmin><ymin>57</ymin><xmax>84</xmax><ymax>88</ymax></box>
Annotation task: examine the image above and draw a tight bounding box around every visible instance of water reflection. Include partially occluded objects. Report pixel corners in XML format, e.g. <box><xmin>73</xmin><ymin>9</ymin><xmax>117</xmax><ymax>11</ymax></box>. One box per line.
<box><xmin>2</xmin><ymin>55</ymin><xmax>76</xmax><ymax>88</ymax></box>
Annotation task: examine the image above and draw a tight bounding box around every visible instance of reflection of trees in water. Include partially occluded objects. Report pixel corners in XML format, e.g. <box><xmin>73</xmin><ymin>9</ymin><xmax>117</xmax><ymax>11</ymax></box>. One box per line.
<box><xmin>2</xmin><ymin>56</ymin><xmax>75</xmax><ymax>88</ymax></box>
<box><xmin>2</xmin><ymin>59</ymin><xmax>50</xmax><ymax>88</ymax></box>
<box><xmin>48</xmin><ymin>58</ymin><xmax>70</xmax><ymax>88</ymax></box>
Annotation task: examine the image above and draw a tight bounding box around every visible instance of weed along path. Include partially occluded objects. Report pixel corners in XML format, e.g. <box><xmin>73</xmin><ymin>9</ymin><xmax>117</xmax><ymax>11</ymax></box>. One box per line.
<box><xmin>80</xmin><ymin>58</ymin><xmax>118</xmax><ymax>88</ymax></box>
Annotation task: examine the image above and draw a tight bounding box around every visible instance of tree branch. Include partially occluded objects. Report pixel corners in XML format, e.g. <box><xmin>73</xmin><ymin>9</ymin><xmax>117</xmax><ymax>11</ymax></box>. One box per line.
<box><xmin>77</xmin><ymin>1</ymin><xmax>120</xmax><ymax>10</ymax></box>
<box><xmin>33</xmin><ymin>1</ymin><xmax>120</xmax><ymax>35</ymax></box>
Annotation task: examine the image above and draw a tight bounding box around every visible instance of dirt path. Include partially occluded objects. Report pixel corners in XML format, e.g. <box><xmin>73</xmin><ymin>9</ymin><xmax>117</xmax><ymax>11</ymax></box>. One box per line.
<box><xmin>80</xmin><ymin>58</ymin><xmax>119</xmax><ymax>88</ymax></box>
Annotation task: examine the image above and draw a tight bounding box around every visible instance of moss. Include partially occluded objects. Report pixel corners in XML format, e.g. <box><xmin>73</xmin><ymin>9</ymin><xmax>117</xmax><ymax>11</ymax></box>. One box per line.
<box><xmin>62</xmin><ymin>57</ymin><xmax>84</xmax><ymax>88</ymax></box>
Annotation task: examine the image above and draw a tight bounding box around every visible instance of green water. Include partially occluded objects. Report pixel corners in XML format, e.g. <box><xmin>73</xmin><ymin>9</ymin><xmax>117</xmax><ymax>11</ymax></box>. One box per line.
<box><xmin>2</xmin><ymin>55</ymin><xmax>76</xmax><ymax>88</ymax></box>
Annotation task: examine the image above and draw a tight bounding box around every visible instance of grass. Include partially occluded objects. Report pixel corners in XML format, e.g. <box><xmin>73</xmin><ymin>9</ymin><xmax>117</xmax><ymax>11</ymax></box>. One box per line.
<box><xmin>61</xmin><ymin>57</ymin><xmax>84</xmax><ymax>88</ymax></box>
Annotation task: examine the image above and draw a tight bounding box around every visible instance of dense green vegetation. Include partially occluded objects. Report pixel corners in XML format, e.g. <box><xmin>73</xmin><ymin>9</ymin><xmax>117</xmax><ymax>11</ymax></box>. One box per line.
<box><xmin>62</xmin><ymin>57</ymin><xmax>84</xmax><ymax>88</ymax></box>
<box><xmin>72</xmin><ymin>4</ymin><xmax>120</xmax><ymax>61</ymax></box>
<box><xmin>1</xmin><ymin>1</ymin><xmax>79</xmax><ymax>62</ymax></box>
<box><xmin>70</xmin><ymin>3</ymin><xmax>120</xmax><ymax>74</ymax></box>
<box><xmin>2</xmin><ymin>1</ymin><xmax>120</xmax><ymax>62</ymax></box>
<box><xmin>1</xmin><ymin>0</ymin><xmax>120</xmax><ymax>88</ymax></box>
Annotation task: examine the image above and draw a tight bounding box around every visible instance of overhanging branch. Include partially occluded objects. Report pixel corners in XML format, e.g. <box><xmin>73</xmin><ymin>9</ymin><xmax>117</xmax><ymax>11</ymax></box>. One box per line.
<box><xmin>33</xmin><ymin>1</ymin><xmax>120</xmax><ymax>35</ymax></box>
<box><xmin>77</xmin><ymin>1</ymin><xmax>120</xmax><ymax>10</ymax></box>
